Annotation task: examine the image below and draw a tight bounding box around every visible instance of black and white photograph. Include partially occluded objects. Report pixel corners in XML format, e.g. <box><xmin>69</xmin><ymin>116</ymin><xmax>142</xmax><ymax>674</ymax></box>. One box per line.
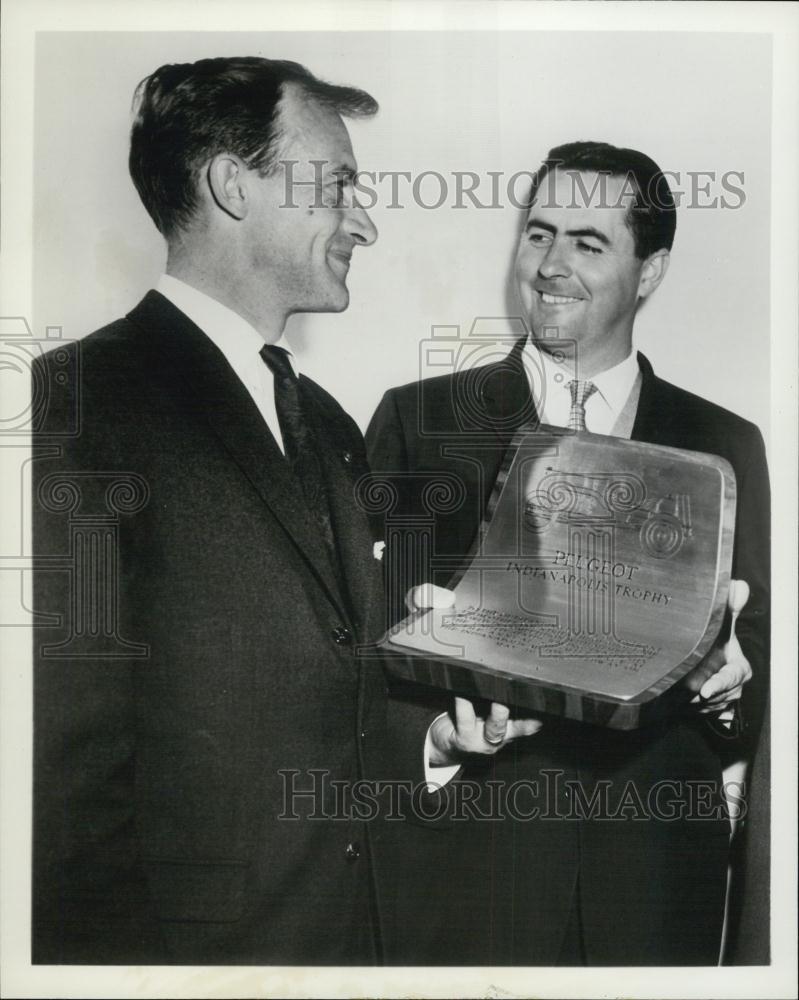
<box><xmin>1</xmin><ymin>2</ymin><xmax>797</xmax><ymax>998</ymax></box>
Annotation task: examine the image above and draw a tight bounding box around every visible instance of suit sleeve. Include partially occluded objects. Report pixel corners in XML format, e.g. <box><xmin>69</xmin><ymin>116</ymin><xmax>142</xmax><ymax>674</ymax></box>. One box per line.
<box><xmin>731</xmin><ymin>424</ymin><xmax>770</xmax><ymax>748</ymax></box>
<box><xmin>365</xmin><ymin>389</ymin><xmax>412</xmax><ymax>621</ymax></box>
<box><xmin>367</xmin><ymin>387</ymin><xmax>433</xmax><ymax>628</ymax></box>
<box><xmin>33</xmin><ymin>638</ymin><xmax>166</xmax><ymax>962</ymax></box>
<box><xmin>366</xmin><ymin>390</ymin><xmax>409</xmax><ymax>473</ymax></box>
<box><xmin>367</xmin><ymin>391</ymin><xmax>464</xmax><ymax>816</ymax></box>
<box><xmin>32</xmin><ymin>356</ymin><xmax>166</xmax><ymax>963</ymax></box>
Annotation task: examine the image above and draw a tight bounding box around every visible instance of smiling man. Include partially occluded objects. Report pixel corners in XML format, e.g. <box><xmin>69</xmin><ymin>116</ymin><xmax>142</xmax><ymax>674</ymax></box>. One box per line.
<box><xmin>517</xmin><ymin>165</ymin><xmax>669</xmax><ymax>379</ymax></box>
<box><xmin>367</xmin><ymin>141</ymin><xmax>770</xmax><ymax>964</ymax></box>
<box><xmin>31</xmin><ymin>55</ymin><xmax>422</xmax><ymax>966</ymax></box>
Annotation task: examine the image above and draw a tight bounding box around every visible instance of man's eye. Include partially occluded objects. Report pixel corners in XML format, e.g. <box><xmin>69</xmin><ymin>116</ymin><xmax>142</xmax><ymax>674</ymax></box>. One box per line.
<box><xmin>327</xmin><ymin>177</ymin><xmax>351</xmax><ymax>204</ymax></box>
<box><xmin>528</xmin><ymin>232</ymin><xmax>551</xmax><ymax>246</ymax></box>
<box><xmin>577</xmin><ymin>240</ymin><xmax>602</xmax><ymax>255</ymax></box>
<box><xmin>320</xmin><ymin>179</ymin><xmax>347</xmax><ymax>206</ymax></box>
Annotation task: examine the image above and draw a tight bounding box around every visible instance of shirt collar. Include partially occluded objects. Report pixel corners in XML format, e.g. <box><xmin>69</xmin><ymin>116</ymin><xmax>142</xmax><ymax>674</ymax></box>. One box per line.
<box><xmin>156</xmin><ymin>274</ymin><xmax>297</xmax><ymax>376</ymax></box>
<box><xmin>590</xmin><ymin>350</ymin><xmax>640</xmax><ymax>414</ymax></box>
<box><xmin>521</xmin><ymin>335</ymin><xmax>639</xmax><ymax>418</ymax></box>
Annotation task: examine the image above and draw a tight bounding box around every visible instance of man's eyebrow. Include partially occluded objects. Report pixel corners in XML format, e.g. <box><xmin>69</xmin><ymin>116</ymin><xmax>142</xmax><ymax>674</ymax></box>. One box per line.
<box><xmin>567</xmin><ymin>226</ymin><xmax>611</xmax><ymax>246</ymax></box>
<box><xmin>329</xmin><ymin>163</ymin><xmax>357</xmax><ymax>180</ymax></box>
<box><xmin>525</xmin><ymin>217</ymin><xmax>556</xmax><ymax>236</ymax></box>
<box><xmin>525</xmin><ymin>217</ymin><xmax>612</xmax><ymax>246</ymax></box>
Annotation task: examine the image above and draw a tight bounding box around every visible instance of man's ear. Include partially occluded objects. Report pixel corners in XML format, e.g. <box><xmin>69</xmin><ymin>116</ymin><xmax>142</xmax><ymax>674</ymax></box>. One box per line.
<box><xmin>638</xmin><ymin>249</ymin><xmax>670</xmax><ymax>300</ymax></box>
<box><xmin>206</xmin><ymin>154</ymin><xmax>249</xmax><ymax>221</ymax></box>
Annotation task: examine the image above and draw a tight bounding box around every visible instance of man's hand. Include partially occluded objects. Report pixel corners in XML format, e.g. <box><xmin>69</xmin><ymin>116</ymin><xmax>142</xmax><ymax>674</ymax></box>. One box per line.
<box><xmin>407</xmin><ymin>584</ymin><xmax>544</xmax><ymax>766</ymax></box>
<box><xmin>688</xmin><ymin>579</ymin><xmax>752</xmax><ymax>714</ymax></box>
<box><xmin>405</xmin><ymin>583</ymin><xmax>456</xmax><ymax>613</ymax></box>
<box><xmin>427</xmin><ymin>699</ymin><xmax>544</xmax><ymax>766</ymax></box>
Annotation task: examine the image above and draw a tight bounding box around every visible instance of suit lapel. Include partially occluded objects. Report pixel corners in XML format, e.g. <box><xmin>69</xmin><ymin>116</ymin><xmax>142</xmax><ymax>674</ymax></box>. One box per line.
<box><xmin>472</xmin><ymin>336</ymin><xmax>540</xmax><ymax>481</ymax></box>
<box><xmin>127</xmin><ymin>291</ymin><xmax>349</xmax><ymax>617</ymax></box>
<box><xmin>630</xmin><ymin>351</ymin><xmax>669</xmax><ymax>445</ymax></box>
<box><xmin>478</xmin><ymin>336</ymin><xmax>540</xmax><ymax>440</ymax></box>
<box><xmin>303</xmin><ymin>380</ymin><xmax>382</xmax><ymax>637</ymax></box>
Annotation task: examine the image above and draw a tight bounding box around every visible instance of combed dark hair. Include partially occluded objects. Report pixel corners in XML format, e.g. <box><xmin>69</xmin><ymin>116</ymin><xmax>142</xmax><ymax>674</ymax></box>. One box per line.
<box><xmin>129</xmin><ymin>56</ymin><xmax>378</xmax><ymax>238</ymax></box>
<box><xmin>528</xmin><ymin>141</ymin><xmax>676</xmax><ymax>259</ymax></box>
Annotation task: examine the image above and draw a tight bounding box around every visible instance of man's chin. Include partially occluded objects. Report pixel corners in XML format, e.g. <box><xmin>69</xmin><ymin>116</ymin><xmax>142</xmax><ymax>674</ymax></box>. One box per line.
<box><xmin>531</xmin><ymin>317</ymin><xmax>575</xmax><ymax>343</ymax></box>
<box><xmin>326</xmin><ymin>286</ymin><xmax>350</xmax><ymax>313</ymax></box>
<box><xmin>298</xmin><ymin>281</ymin><xmax>350</xmax><ymax>312</ymax></box>
<box><xmin>302</xmin><ymin>284</ymin><xmax>350</xmax><ymax>314</ymax></box>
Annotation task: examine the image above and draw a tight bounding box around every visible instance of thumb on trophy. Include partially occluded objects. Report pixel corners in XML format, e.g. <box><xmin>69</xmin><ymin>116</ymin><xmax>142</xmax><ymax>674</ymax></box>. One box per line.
<box><xmin>727</xmin><ymin>578</ymin><xmax>750</xmax><ymax>620</ymax></box>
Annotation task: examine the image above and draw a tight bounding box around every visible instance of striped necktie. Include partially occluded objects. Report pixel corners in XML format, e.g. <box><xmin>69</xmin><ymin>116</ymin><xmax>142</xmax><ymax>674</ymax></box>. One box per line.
<box><xmin>567</xmin><ymin>379</ymin><xmax>597</xmax><ymax>432</ymax></box>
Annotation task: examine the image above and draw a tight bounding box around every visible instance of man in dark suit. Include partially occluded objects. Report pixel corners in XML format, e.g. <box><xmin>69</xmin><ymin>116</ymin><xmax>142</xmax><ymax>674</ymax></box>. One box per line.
<box><xmin>32</xmin><ymin>55</ymin><xmax>480</xmax><ymax>966</ymax></box>
<box><xmin>366</xmin><ymin>142</ymin><xmax>769</xmax><ymax>965</ymax></box>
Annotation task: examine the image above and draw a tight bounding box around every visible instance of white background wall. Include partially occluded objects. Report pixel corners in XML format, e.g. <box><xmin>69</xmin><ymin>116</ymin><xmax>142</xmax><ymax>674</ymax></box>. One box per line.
<box><xmin>34</xmin><ymin>30</ymin><xmax>772</xmax><ymax>443</ymax></box>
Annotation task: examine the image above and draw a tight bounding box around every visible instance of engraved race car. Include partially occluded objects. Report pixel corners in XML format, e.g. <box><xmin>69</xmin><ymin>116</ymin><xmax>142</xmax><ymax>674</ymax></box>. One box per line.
<box><xmin>523</xmin><ymin>470</ymin><xmax>692</xmax><ymax>558</ymax></box>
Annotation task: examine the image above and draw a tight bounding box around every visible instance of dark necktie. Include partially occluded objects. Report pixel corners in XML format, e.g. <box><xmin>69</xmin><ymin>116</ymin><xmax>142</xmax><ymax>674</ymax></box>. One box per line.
<box><xmin>259</xmin><ymin>344</ymin><xmax>338</xmax><ymax>559</ymax></box>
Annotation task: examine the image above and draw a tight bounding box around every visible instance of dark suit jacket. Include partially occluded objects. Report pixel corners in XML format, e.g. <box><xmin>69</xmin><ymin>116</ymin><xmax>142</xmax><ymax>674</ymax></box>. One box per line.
<box><xmin>32</xmin><ymin>291</ymin><xmax>422</xmax><ymax>965</ymax></box>
<box><xmin>366</xmin><ymin>339</ymin><xmax>770</xmax><ymax>965</ymax></box>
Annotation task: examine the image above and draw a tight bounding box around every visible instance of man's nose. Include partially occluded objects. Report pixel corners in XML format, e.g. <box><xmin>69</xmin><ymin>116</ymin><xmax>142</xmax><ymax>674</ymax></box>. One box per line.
<box><xmin>538</xmin><ymin>241</ymin><xmax>571</xmax><ymax>279</ymax></box>
<box><xmin>347</xmin><ymin>200</ymin><xmax>378</xmax><ymax>247</ymax></box>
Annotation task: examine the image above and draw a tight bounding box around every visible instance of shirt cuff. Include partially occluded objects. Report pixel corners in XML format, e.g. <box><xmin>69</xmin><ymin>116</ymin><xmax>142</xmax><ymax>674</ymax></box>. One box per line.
<box><xmin>424</xmin><ymin>712</ymin><xmax>461</xmax><ymax>792</ymax></box>
<box><xmin>705</xmin><ymin>704</ymin><xmax>743</xmax><ymax>740</ymax></box>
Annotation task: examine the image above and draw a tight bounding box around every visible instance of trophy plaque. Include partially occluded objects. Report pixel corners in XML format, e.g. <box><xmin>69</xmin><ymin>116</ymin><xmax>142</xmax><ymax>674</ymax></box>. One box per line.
<box><xmin>381</xmin><ymin>427</ymin><xmax>736</xmax><ymax>729</ymax></box>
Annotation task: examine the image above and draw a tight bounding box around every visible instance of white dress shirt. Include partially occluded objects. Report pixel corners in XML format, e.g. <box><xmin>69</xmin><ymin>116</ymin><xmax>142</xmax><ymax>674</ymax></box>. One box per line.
<box><xmin>157</xmin><ymin>274</ymin><xmax>295</xmax><ymax>455</ymax></box>
<box><xmin>520</xmin><ymin>337</ymin><xmax>641</xmax><ymax>434</ymax></box>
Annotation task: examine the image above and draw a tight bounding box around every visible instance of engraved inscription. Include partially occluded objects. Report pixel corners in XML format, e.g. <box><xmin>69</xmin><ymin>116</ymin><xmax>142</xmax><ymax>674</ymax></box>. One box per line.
<box><xmin>441</xmin><ymin>606</ymin><xmax>561</xmax><ymax>654</ymax></box>
<box><xmin>505</xmin><ymin>562</ymin><xmax>673</xmax><ymax>607</ymax></box>
<box><xmin>440</xmin><ymin>606</ymin><xmax>659</xmax><ymax>673</ymax></box>
<box><xmin>540</xmin><ymin>632</ymin><xmax>659</xmax><ymax>674</ymax></box>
